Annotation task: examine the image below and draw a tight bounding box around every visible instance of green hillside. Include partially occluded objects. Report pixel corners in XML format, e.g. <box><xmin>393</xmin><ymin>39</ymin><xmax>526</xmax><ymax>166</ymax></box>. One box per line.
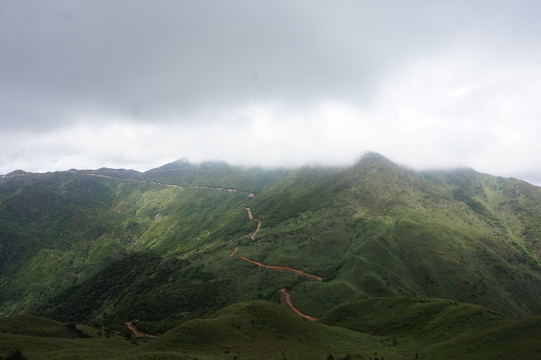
<box><xmin>3</xmin><ymin>300</ymin><xmax>541</xmax><ymax>359</ymax></box>
<box><xmin>320</xmin><ymin>297</ymin><xmax>541</xmax><ymax>360</ymax></box>
<box><xmin>242</xmin><ymin>153</ymin><xmax>541</xmax><ymax>317</ymax></box>
<box><xmin>0</xmin><ymin>165</ymin><xmax>275</xmax><ymax>315</ymax></box>
<box><xmin>137</xmin><ymin>301</ymin><xmax>387</xmax><ymax>360</ymax></box>
<box><xmin>0</xmin><ymin>314</ymin><xmax>135</xmax><ymax>359</ymax></box>
<box><xmin>2</xmin><ymin>153</ymin><xmax>541</xmax><ymax>358</ymax></box>
<box><xmin>38</xmin><ymin>252</ymin><xmax>230</xmax><ymax>332</ymax></box>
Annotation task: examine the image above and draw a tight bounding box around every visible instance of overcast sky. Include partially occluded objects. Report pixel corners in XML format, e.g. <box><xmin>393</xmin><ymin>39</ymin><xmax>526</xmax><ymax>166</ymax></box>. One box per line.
<box><xmin>2</xmin><ymin>1</ymin><xmax>541</xmax><ymax>184</ymax></box>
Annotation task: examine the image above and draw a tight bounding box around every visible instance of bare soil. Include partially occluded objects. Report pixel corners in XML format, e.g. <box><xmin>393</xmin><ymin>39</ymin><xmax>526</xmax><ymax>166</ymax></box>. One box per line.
<box><xmin>279</xmin><ymin>288</ymin><xmax>318</xmax><ymax>321</ymax></box>
<box><xmin>125</xmin><ymin>322</ymin><xmax>156</xmax><ymax>337</ymax></box>
<box><xmin>235</xmin><ymin>255</ymin><xmax>323</xmax><ymax>281</ymax></box>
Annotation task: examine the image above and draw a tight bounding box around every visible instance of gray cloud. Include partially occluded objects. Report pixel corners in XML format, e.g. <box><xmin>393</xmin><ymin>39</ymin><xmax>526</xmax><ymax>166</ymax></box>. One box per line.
<box><xmin>1</xmin><ymin>0</ymin><xmax>541</xmax><ymax>183</ymax></box>
<box><xmin>3</xmin><ymin>0</ymin><xmax>529</xmax><ymax>125</ymax></box>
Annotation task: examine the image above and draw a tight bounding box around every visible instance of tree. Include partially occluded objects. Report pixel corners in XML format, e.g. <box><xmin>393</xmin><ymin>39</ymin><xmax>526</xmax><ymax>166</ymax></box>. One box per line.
<box><xmin>5</xmin><ymin>350</ymin><xmax>27</xmax><ymax>360</ymax></box>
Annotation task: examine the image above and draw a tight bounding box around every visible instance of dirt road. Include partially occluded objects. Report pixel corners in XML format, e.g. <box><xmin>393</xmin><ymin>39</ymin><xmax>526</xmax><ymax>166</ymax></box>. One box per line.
<box><xmin>235</xmin><ymin>255</ymin><xmax>323</xmax><ymax>281</ymax></box>
<box><xmin>84</xmin><ymin>173</ymin><xmax>254</xmax><ymax>196</ymax></box>
<box><xmin>229</xmin><ymin>246</ymin><xmax>239</xmax><ymax>257</ymax></box>
<box><xmin>125</xmin><ymin>322</ymin><xmax>156</xmax><ymax>337</ymax></box>
<box><xmin>279</xmin><ymin>288</ymin><xmax>318</xmax><ymax>321</ymax></box>
<box><xmin>234</xmin><ymin>205</ymin><xmax>322</xmax><ymax>319</ymax></box>
<box><xmin>251</xmin><ymin>219</ymin><xmax>261</xmax><ymax>240</ymax></box>
<box><xmin>245</xmin><ymin>207</ymin><xmax>262</xmax><ymax>240</ymax></box>
<box><xmin>111</xmin><ymin>178</ymin><xmax>321</xmax><ymax>335</ymax></box>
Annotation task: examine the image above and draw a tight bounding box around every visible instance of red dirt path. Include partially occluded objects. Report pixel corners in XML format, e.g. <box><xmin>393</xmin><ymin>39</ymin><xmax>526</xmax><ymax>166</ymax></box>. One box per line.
<box><xmin>125</xmin><ymin>322</ymin><xmax>156</xmax><ymax>337</ymax></box>
<box><xmin>279</xmin><ymin>288</ymin><xmax>318</xmax><ymax>321</ymax></box>
<box><xmin>229</xmin><ymin>246</ymin><xmax>239</xmax><ymax>257</ymax></box>
<box><xmin>245</xmin><ymin>207</ymin><xmax>262</xmax><ymax>240</ymax></box>
<box><xmin>111</xmin><ymin>178</ymin><xmax>322</xmax><ymax>335</ymax></box>
<box><xmin>235</xmin><ymin>255</ymin><xmax>323</xmax><ymax>282</ymax></box>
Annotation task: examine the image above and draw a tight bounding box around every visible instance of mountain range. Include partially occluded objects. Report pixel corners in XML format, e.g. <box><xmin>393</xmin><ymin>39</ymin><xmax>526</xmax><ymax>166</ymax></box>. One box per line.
<box><xmin>1</xmin><ymin>152</ymin><xmax>541</xmax><ymax>359</ymax></box>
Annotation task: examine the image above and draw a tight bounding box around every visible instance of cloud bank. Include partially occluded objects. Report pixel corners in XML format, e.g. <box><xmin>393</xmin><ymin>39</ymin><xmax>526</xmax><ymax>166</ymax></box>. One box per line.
<box><xmin>1</xmin><ymin>0</ymin><xmax>541</xmax><ymax>184</ymax></box>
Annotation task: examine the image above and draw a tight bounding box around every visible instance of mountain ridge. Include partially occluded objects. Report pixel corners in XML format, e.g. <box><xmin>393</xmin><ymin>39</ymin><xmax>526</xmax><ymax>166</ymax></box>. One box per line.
<box><xmin>2</xmin><ymin>152</ymin><xmax>541</xmax><ymax>358</ymax></box>
<box><xmin>2</xmin><ymin>153</ymin><xmax>541</xmax><ymax>315</ymax></box>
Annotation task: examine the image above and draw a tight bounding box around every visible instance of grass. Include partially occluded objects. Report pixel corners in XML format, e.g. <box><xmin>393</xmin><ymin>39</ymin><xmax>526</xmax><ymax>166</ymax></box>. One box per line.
<box><xmin>138</xmin><ymin>301</ymin><xmax>389</xmax><ymax>360</ymax></box>
<box><xmin>4</xmin><ymin>299</ymin><xmax>541</xmax><ymax>359</ymax></box>
<box><xmin>5</xmin><ymin>154</ymin><xmax>541</xmax><ymax>321</ymax></box>
<box><xmin>320</xmin><ymin>297</ymin><xmax>541</xmax><ymax>359</ymax></box>
<box><xmin>0</xmin><ymin>314</ymin><xmax>136</xmax><ymax>359</ymax></box>
<box><xmin>3</xmin><ymin>154</ymin><xmax>541</xmax><ymax>359</ymax></box>
<box><xmin>2</xmin><ymin>302</ymin><xmax>391</xmax><ymax>360</ymax></box>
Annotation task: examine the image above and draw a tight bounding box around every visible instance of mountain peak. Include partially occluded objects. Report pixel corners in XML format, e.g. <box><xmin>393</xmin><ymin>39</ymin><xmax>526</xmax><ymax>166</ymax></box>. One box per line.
<box><xmin>360</xmin><ymin>151</ymin><xmax>389</xmax><ymax>162</ymax></box>
<box><xmin>354</xmin><ymin>152</ymin><xmax>398</xmax><ymax>169</ymax></box>
<box><xmin>147</xmin><ymin>158</ymin><xmax>195</xmax><ymax>172</ymax></box>
<box><xmin>5</xmin><ymin>169</ymin><xmax>31</xmax><ymax>177</ymax></box>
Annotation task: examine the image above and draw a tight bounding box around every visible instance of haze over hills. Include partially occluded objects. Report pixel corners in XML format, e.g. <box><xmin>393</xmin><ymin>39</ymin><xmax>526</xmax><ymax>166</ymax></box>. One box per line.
<box><xmin>1</xmin><ymin>152</ymin><xmax>541</xmax><ymax>359</ymax></box>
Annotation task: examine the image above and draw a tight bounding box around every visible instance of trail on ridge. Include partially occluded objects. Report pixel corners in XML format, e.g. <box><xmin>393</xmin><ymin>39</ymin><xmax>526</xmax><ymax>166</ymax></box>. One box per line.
<box><xmin>236</xmin><ymin>207</ymin><xmax>321</xmax><ymax>281</ymax></box>
<box><xmin>245</xmin><ymin>207</ymin><xmax>262</xmax><ymax>240</ymax></box>
<box><xmin>233</xmin><ymin>206</ymin><xmax>322</xmax><ymax>320</ymax></box>
<box><xmin>113</xmin><ymin>176</ymin><xmax>321</xmax><ymax>336</ymax></box>
<box><xmin>229</xmin><ymin>247</ymin><xmax>239</xmax><ymax>257</ymax></box>
<box><xmin>235</xmin><ymin>255</ymin><xmax>323</xmax><ymax>282</ymax></box>
<box><xmin>84</xmin><ymin>173</ymin><xmax>255</xmax><ymax>197</ymax></box>
<box><xmin>125</xmin><ymin>322</ymin><xmax>156</xmax><ymax>338</ymax></box>
<box><xmin>279</xmin><ymin>288</ymin><xmax>318</xmax><ymax>321</ymax></box>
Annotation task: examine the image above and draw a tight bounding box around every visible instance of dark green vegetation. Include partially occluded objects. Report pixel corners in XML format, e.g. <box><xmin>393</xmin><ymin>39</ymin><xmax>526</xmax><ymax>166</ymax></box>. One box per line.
<box><xmin>2</xmin><ymin>153</ymin><xmax>541</xmax><ymax>358</ymax></box>
<box><xmin>39</xmin><ymin>252</ymin><xmax>230</xmax><ymax>333</ymax></box>
<box><xmin>321</xmin><ymin>297</ymin><xmax>541</xmax><ymax>360</ymax></box>
<box><xmin>0</xmin><ymin>314</ymin><xmax>136</xmax><ymax>359</ymax></box>
<box><xmin>138</xmin><ymin>301</ymin><xmax>388</xmax><ymax>360</ymax></box>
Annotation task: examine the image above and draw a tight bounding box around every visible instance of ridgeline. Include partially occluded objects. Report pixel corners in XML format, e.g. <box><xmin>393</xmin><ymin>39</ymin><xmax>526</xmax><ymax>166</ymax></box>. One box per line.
<box><xmin>2</xmin><ymin>153</ymin><xmax>541</xmax><ymax>359</ymax></box>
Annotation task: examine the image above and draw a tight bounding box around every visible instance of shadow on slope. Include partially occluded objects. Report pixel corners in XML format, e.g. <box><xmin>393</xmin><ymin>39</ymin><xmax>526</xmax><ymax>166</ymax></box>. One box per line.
<box><xmin>138</xmin><ymin>300</ymin><xmax>393</xmax><ymax>360</ymax></box>
<box><xmin>320</xmin><ymin>297</ymin><xmax>541</xmax><ymax>360</ymax></box>
<box><xmin>0</xmin><ymin>314</ymin><xmax>136</xmax><ymax>359</ymax></box>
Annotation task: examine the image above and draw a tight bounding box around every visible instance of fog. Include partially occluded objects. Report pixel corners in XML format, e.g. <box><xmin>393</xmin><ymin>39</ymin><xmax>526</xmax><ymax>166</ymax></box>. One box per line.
<box><xmin>2</xmin><ymin>1</ymin><xmax>541</xmax><ymax>184</ymax></box>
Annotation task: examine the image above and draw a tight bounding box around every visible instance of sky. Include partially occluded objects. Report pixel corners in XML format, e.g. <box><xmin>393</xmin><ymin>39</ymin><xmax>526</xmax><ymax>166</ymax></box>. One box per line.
<box><xmin>2</xmin><ymin>1</ymin><xmax>541</xmax><ymax>184</ymax></box>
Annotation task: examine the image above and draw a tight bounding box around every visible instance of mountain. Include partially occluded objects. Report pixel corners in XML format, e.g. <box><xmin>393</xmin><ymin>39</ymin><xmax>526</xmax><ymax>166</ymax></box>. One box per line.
<box><xmin>2</xmin><ymin>153</ymin><xmax>541</xmax><ymax>358</ymax></box>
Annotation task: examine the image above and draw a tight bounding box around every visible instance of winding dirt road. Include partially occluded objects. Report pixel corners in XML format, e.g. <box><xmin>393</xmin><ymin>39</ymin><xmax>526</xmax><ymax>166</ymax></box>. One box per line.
<box><xmin>235</xmin><ymin>255</ymin><xmax>323</xmax><ymax>281</ymax></box>
<box><xmin>245</xmin><ymin>207</ymin><xmax>262</xmax><ymax>240</ymax></box>
<box><xmin>115</xmin><ymin>175</ymin><xmax>321</xmax><ymax>336</ymax></box>
<box><xmin>251</xmin><ymin>220</ymin><xmax>261</xmax><ymax>240</ymax></box>
<box><xmin>125</xmin><ymin>322</ymin><xmax>156</xmax><ymax>338</ymax></box>
<box><xmin>279</xmin><ymin>288</ymin><xmax>318</xmax><ymax>321</ymax></box>
<box><xmin>231</xmin><ymin>207</ymin><xmax>322</xmax><ymax>320</ymax></box>
<box><xmin>84</xmin><ymin>173</ymin><xmax>255</xmax><ymax>196</ymax></box>
<box><xmin>229</xmin><ymin>246</ymin><xmax>239</xmax><ymax>257</ymax></box>
<box><xmin>245</xmin><ymin>207</ymin><xmax>254</xmax><ymax>220</ymax></box>
<box><xmin>237</xmin><ymin>208</ymin><xmax>322</xmax><ymax>281</ymax></box>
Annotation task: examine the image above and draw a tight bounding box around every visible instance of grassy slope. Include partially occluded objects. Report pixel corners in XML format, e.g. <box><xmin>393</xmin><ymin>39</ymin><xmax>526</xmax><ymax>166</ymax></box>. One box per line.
<box><xmin>3</xmin><ymin>154</ymin><xmax>541</xmax><ymax>358</ymax></box>
<box><xmin>0</xmin><ymin>164</ymin><xmax>274</xmax><ymax>316</ymax></box>
<box><xmin>1</xmin><ymin>303</ymin><xmax>393</xmax><ymax>360</ymax></box>
<box><xmin>4</xmin><ymin>300</ymin><xmax>541</xmax><ymax>359</ymax></box>
<box><xmin>4</xmin><ymin>154</ymin><xmax>541</xmax><ymax>320</ymax></box>
<box><xmin>142</xmin><ymin>160</ymin><xmax>290</xmax><ymax>194</ymax></box>
<box><xmin>233</xmin><ymin>153</ymin><xmax>541</xmax><ymax>318</ymax></box>
<box><xmin>0</xmin><ymin>314</ymin><xmax>86</xmax><ymax>338</ymax></box>
<box><xmin>134</xmin><ymin>301</ymin><xmax>390</xmax><ymax>360</ymax></box>
<box><xmin>320</xmin><ymin>297</ymin><xmax>541</xmax><ymax>360</ymax></box>
<box><xmin>0</xmin><ymin>172</ymin><xmax>151</xmax><ymax>314</ymax></box>
<box><xmin>37</xmin><ymin>252</ymin><xmax>235</xmax><ymax>336</ymax></box>
<box><xmin>0</xmin><ymin>314</ymin><xmax>136</xmax><ymax>359</ymax></box>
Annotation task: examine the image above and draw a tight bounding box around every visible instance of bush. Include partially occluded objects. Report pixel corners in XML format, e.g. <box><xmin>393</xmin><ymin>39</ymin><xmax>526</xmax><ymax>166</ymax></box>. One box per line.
<box><xmin>5</xmin><ymin>350</ymin><xmax>27</xmax><ymax>360</ymax></box>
